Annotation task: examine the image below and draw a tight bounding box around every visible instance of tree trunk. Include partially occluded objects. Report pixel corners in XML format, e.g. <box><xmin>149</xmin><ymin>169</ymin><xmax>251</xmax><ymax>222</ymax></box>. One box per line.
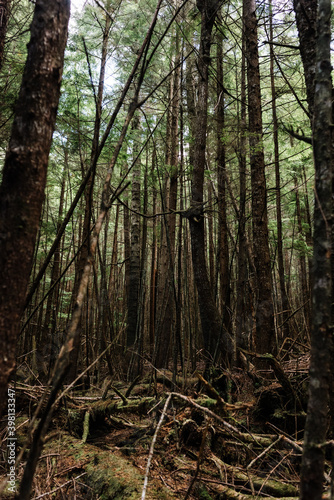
<box><xmin>41</xmin><ymin>166</ymin><xmax>66</xmax><ymax>376</ymax></box>
<box><xmin>126</xmin><ymin>116</ymin><xmax>142</xmax><ymax>365</ymax></box>
<box><xmin>154</xmin><ymin>33</ymin><xmax>180</xmax><ymax>368</ymax></box>
<box><xmin>295</xmin><ymin>176</ymin><xmax>310</xmax><ymax>336</ymax></box>
<box><xmin>216</xmin><ymin>21</ymin><xmax>231</xmax><ymax>333</ymax></box>
<box><xmin>268</xmin><ymin>1</ymin><xmax>290</xmax><ymax>341</ymax></box>
<box><xmin>0</xmin><ymin>0</ymin><xmax>10</xmax><ymax>71</ymax></box>
<box><xmin>244</xmin><ymin>0</ymin><xmax>275</xmax><ymax>357</ymax></box>
<box><xmin>292</xmin><ymin>0</ymin><xmax>317</xmax><ymax>120</ymax></box>
<box><xmin>67</xmin><ymin>9</ymin><xmax>112</xmax><ymax>382</ymax></box>
<box><xmin>149</xmin><ymin>149</ymin><xmax>158</xmax><ymax>351</ymax></box>
<box><xmin>188</xmin><ymin>0</ymin><xmax>233</xmax><ymax>366</ymax></box>
<box><xmin>0</xmin><ymin>0</ymin><xmax>70</xmax><ymax>416</ymax></box>
<box><xmin>236</xmin><ymin>17</ymin><xmax>250</xmax><ymax>361</ymax></box>
<box><xmin>300</xmin><ymin>0</ymin><xmax>332</xmax><ymax>497</ymax></box>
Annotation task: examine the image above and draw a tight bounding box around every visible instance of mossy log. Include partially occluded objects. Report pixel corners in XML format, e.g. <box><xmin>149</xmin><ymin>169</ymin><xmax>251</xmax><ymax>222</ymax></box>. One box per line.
<box><xmin>211</xmin><ymin>454</ymin><xmax>299</xmax><ymax>497</ymax></box>
<box><xmin>43</xmin><ymin>433</ymin><xmax>176</xmax><ymax>500</ymax></box>
<box><xmin>211</xmin><ymin>482</ymin><xmax>299</xmax><ymax>500</ymax></box>
<box><xmin>67</xmin><ymin>396</ymin><xmax>158</xmax><ymax>437</ymax></box>
<box><xmin>89</xmin><ymin>396</ymin><xmax>157</xmax><ymax>415</ymax></box>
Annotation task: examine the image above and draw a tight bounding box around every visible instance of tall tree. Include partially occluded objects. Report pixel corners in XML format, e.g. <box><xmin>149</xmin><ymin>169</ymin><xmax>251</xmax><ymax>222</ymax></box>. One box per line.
<box><xmin>154</xmin><ymin>26</ymin><xmax>181</xmax><ymax>368</ymax></box>
<box><xmin>126</xmin><ymin>115</ymin><xmax>142</xmax><ymax>366</ymax></box>
<box><xmin>244</xmin><ymin>0</ymin><xmax>275</xmax><ymax>356</ymax></box>
<box><xmin>235</xmin><ymin>12</ymin><xmax>250</xmax><ymax>361</ymax></box>
<box><xmin>216</xmin><ymin>16</ymin><xmax>231</xmax><ymax>333</ymax></box>
<box><xmin>67</xmin><ymin>4</ymin><xmax>113</xmax><ymax>382</ymax></box>
<box><xmin>188</xmin><ymin>0</ymin><xmax>233</xmax><ymax>365</ymax></box>
<box><xmin>300</xmin><ymin>0</ymin><xmax>332</xmax><ymax>497</ymax></box>
<box><xmin>268</xmin><ymin>0</ymin><xmax>290</xmax><ymax>340</ymax></box>
<box><xmin>0</xmin><ymin>0</ymin><xmax>70</xmax><ymax>416</ymax></box>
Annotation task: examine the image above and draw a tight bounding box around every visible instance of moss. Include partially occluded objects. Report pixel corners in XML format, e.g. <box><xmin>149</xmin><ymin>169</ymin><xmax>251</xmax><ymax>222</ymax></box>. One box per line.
<box><xmin>196</xmin><ymin>397</ymin><xmax>218</xmax><ymax>409</ymax></box>
<box><xmin>198</xmin><ymin>485</ymin><xmax>214</xmax><ymax>499</ymax></box>
<box><xmin>85</xmin><ymin>464</ymin><xmax>140</xmax><ymax>499</ymax></box>
<box><xmin>44</xmin><ymin>434</ymin><xmax>175</xmax><ymax>499</ymax></box>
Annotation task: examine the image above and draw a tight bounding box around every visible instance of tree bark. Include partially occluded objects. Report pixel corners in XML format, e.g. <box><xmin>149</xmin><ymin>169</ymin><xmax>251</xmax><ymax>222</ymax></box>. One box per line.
<box><xmin>188</xmin><ymin>0</ymin><xmax>233</xmax><ymax>365</ymax></box>
<box><xmin>67</xmin><ymin>8</ymin><xmax>112</xmax><ymax>382</ymax></box>
<box><xmin>300</xmin><ymin>0</ymin><xmax>332</xmax><ymax>497</ymax></box>
<box><xmin>216</xmin><ymin>21</ymin><xmax>231</xmax><ymax>333</ymax></box>
<box><xmin>236</xmin><ymin>16</ymin><xmax>250</xmax><ymax>361</ymax></box>
<box><xmin>244</xmin><ymin>0</ymin><xmax>275</xmax><ymax>357</ymax></box>
<box><xmin>154</xmin><ymin>32</ymin><xmax>180</xmax><ymax>368</ymax></box>
<box><xmin>292</xmin><ymin>0</ymin><xmax>317</xmax><ymax>120</ymax></box>
<box><xmin>268</xmin><ymin>1</ymin><xmax>290</xmax><ymax>341</ymax></box>
<box><xmin>295</xmin><ymin>176</ymin><xmax>310</xmax><ymax>336</ymax></box>
<box><xmin>0</xmin><ymin>0</ymin><xmax>70</xmax><ymax>417</ymax></box>
<box><xmin>126</xmin><ymin>115</ymin><xmax>142</xmax><ymax>354</ymax></box>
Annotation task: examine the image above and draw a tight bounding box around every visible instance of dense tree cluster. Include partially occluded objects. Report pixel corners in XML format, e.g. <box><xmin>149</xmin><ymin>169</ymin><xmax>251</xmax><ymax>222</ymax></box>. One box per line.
<box><xmin>0</xmin><ymin>0</ymin><xmax>333</xmax><ymax>497</ymax></box>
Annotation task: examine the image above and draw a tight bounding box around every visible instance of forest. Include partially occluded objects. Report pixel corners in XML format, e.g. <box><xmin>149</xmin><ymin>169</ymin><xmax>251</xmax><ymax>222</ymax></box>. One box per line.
<box><xmin>0</xmin><ymin>0</ymin><xmax>333</xmax><ymax>498</ymax></box>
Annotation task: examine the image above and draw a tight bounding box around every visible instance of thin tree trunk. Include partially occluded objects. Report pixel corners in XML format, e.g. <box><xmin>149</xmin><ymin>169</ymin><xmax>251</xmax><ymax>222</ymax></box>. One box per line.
<box><xmin>244</xmin><ymin>0</ymin><xmax>275</xmax><ymax>357</ymax></box>
<box><xmin>123</xmin><ymin>166</ymin><xmax>131</xmax><ymax>324</ymax></box>
<box><xmin>126</xmin><ymin>115</ymin><xmax>142</xmax><ymax>355</ymax></box>
<box><xmin>68</xmin><ymin>9</ymin><xmax>112</xmax><ymax>381</ymax></box>
<box><xmin>295</xmin><ymin>176</ymin><xmax>310</xmax><ymax>336</ymax></box>
<box><xmin>0</xmin><ymin>0</ymin><xmax>10</xmax><ymax>71</ymax></box>
<box><xmin>216</xmin><ymin>22</ymin><xmax>231</xmax><ymax>332</ymax></box>
<box><xmin>41</xmin><ymin>167</ymin><xmax>66</xmax><ymax>372</ymax></box>
<box><xmin>236</xmin><ymin>20</ymin><xmax>249</xmax><ymax>361</ymax></box>
<box><xmin>149</xmin><ymin>149</ymin><xmax>158</xmax><ymax>351</ymax></box>
<box><xmin>0</xmin><ymin>0</ymin><xmax>70</xmax><ymax>417</ymax></box>
<box><xmin>154</xmin><ymin>32</ymin><xmax>180</xmax><ymax>368</ymax></box>
<box><xmin>268</xmin><ymin>2</ymin><xmax>290</xmax><ymax>340</ymax></box>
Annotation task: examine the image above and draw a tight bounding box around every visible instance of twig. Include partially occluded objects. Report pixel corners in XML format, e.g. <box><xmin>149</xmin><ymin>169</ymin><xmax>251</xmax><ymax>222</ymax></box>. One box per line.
<box><xmin>32</xmin><ymin>473</ymin><xmax>86</xmax><ymax>499</ymax></box>
<box><xmin>141</xmin><ymin>393</ymin><xmax>172</xmax><ymax>500</ymax></box>
<box><xmin>266</xmin><ymin>422</ymin><xmax>303</xmax><ymax>453</ymax></box>
<box><xmin>56</xmin><ymin>345</ymin><xmax>112</xmax><ymax>403</ymax></box>
<box><xmin>263</xmin><ymin>40</ymin><xmax>300</xmax><ymax>50</ymax></box>
<box><xmin>247</xmin><ymin>435</ymin><xmax>284</xmax><ymax>470</ymax></box>
<box><xmin>257</xmin><ymin>451</ymin><xmax>293</xmax><ymax>498</ymax></box>
<box><xmin>93</xmin><ymin>0</ymin><xmax>114</xmax><ymax>20</ymax></box>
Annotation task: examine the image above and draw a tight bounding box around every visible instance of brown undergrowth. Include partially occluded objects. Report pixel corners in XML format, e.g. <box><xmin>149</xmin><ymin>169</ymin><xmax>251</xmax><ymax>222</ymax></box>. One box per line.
<box><xmin>0</xmin><ymin>355</ymin><xmax>331</xmax><ymax>499</ymax></box>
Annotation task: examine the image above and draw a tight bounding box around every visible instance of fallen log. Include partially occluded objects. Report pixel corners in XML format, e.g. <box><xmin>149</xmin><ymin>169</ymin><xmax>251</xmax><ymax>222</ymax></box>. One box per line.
<box><xmin>211</xmin><ymin>453</ymin><xmax>299</xmax><ymax>497</ymax></box>
<box><xmin>207</xmin><ymin>481</ymin><xmax>299</xmax><ymax>500</ymax></box>
<box><xmin>41</xmin><ymin>432</ymin><xmax>176</xmax><ymax>499</ymax></box>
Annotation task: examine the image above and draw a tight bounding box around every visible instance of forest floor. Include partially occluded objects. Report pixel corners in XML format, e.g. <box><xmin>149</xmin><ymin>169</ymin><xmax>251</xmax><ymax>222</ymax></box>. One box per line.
<box><xmin>0</xmin><ymin>354</ymin><xmax>332</xmax><ymax>499</ymax></box>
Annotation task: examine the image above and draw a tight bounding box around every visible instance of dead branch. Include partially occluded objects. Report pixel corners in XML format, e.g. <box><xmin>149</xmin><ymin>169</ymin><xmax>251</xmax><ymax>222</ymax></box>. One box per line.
<box><xmin>246</xmin><ymin>435</ymin><xmax>284</xmax><ymax>470</ymax></box>
<box><xmin>170</xmin><ymin>392</ymin><xmax>275</xmax><ymax>447</ymax></box>
<box><xmin>240</xmin><ymin>349</ymin><xmax>304</xmax><ymax>411</ymax></box>
<box><xmin>33</xmin><ymin>473</ymin><xmax>87</xmax><ymax>499</ymax></box>
<box><xmin>210</xmin><ymin>453</ymin><xmax>299</xmax><ymax>497</ymax></box>
<box><xmin>141</xmin><ymin>393</ymin><xmax>172</xmax><ymax>500</ymax></box>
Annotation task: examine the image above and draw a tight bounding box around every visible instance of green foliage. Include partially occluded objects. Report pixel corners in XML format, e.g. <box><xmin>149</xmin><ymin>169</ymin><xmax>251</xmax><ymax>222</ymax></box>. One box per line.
<box><xmin>0</xmin><ymin>2</ymin><xmax>34</xmax><ymax>151</ymax></box>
